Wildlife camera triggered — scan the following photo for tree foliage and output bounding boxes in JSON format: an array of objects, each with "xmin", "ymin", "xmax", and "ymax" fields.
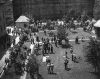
[
  {"xmin": 27, "ymin": 54, "xmax": 39, "ymax": 67},
  {"xmin": 83, "ymin": 37, "xmax": 100, "ymax": 72},
  {"xmin": 27, "ymin": 53, "xmax": 40, "ymax": 76}
]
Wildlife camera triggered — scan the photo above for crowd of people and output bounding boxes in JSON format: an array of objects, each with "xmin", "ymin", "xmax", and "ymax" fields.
[
  {"xmin": 2, "ymin": 24, "xmax": 40, "ymax": 78},
  {"xmin": 2, "ymin": 13, "xmax": 97, "ymax": 79},
  {"xmin": 3, "ymin": 32, "xmax": 29, "ymax": 76}
]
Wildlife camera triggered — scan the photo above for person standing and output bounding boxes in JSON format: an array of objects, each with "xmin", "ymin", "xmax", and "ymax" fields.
[
  {"xmin": 71, "ymin": 53, "xmax": 74, "ymax": 61},
  {"xmin": 43, "ymin": 44, "xmax": 46, "ymax": 54},
  {"xmin": 54, "ymin": 35, "xmax": 56, "ymax": 42},
  {"xmin": 42, "ymin": 49, "xmax": 45, "ymax": 56},
  {"xmin": 65, "ymin": 50, "xmax": 68, "ymax": 58},
  {"xmin": 51, "ymin": 37, "xmax": 53, "ymax": 43},
  {"xmin": 75, "ymin": 36, "xmax": 79, "ymax": 44},
  {"xmin": 31, "ymin": 38, "xmax": 34, "ymax": 44},
  {"xmin": 46, "ymin": 57, "xmax": 51, "ymax": 65},
  {"xmin": 41, "ymin": 37, "xmax": 44, "ymax": 43},
  {"xmin": 12, "ymin": 39, "xmax": 15, "ymax": 46},
  {"xmin": 50, "ymin": 46, "xmax": 53, "ymax": 54},
  {"xmin": 48, "ymin": 45, "xmax": 50, "ymax": 54},
  {"xmin": 81, "ymin": 35, "xmax": 85, "ymax": 42},
  {"xmin": 21, "ymin": 61, "xmax": 25, "ymax": 72},
  {"xmin": 44, "ymin": 30, "xmax": 46, "ymax": 36},
  {"xmin": 55, "ymin": 40, "xmax": 58, "ymax": 47},
  {"xmin": 47, "ymin": 63, "xmax": 50, "ymax": 74},
  {"xmin": 5, "ymin": 58, "xmax": 10, "ymax": 65}
]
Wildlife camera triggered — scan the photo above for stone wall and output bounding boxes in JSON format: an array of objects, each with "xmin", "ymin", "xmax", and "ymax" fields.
[{"xmin": 13, "ymin": 0, "xmax": 95, "ymax": 20}]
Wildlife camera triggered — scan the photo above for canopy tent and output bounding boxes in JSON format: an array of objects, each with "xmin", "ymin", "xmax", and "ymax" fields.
[
  {"xmin": 94, "ymin": 20, "xmax": 100, "ymax": 27},
  {"xmin": 15, "ymin": 15, "xmax": 30, "ymax": 28}
]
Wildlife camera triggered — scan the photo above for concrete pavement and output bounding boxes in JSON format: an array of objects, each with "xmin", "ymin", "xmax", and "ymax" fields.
[
  {"xmin": 38, "ymin": 40, "xmax": 97, "ymax": 79},
  {"xmin": 0, "ymin": 50, "xmax": 10, "ymax": 74},
  {"xmin": 36, "ymin": 28, "xmax": 97, "ymax": 79},
  {"xmin": 1, "ymin": 27, "xmax": 96, "ymax": 79}
]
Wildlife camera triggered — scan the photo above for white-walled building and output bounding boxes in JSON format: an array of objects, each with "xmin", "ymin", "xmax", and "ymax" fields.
[{"xmin": 15, "ymin": 15, "xmax": 30, "ymax": 28}]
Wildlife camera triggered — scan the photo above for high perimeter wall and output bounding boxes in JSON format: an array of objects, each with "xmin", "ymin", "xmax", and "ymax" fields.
[{"xmin": 12, "ymin": 0, "xmax": 95, "ymax": 21}]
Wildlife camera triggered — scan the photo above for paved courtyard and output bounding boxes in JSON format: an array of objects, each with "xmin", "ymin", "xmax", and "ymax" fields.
[
  {"xmin": 0, "ymin": 28, "xmax": 98, "ymax": 79},
  {"xmin": 26, "ymin": 28, "xmax": 98, "ymax": 79}
]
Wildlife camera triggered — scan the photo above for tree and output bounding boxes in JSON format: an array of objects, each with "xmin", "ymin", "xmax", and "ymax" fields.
[
  {"xmin": 83, "ymin": 37, "xmax": 100, "ymax": 73},
  {"xmin": 57, "ymin": 25, "xmax": 66, "ymax": 40},
  {"xmin": 27, "ymin": 54, "xmax": 40, "ymax": 79},
  {"xmin": 81, "ymin": 11, "xmax": 88, "ymax": 22}
]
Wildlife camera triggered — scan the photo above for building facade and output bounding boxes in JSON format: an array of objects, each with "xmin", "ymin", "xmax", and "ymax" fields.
[
  {"xmin": 0, "ymin": 1, "xmax": 11, "ymax": 49},
  {"xmin": 93, "ymin": 0, "xmax": 100, "ymax": 20},
  {"xmin": 0, "ymin": 2, "xmax": 6, "ymax": 37},
  {"xmin": 5, "ymin": 0, "xmax": 14, "ymax": 26},
  {"xmin": 12, "ymin": 0, "xmax": 95, "ymax": 21}
]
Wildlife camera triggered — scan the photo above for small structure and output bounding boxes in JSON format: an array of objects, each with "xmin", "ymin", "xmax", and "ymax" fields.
[
  {"xmin": 94, "ymin": 20, "xmax": 100, "ymax": 39},
  {"xmin": 15, "ymin": 15, "xmax": 30, "ymax": 28}
]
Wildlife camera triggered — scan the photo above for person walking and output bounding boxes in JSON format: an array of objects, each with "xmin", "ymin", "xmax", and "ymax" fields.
[
  {"xmin": 50, "ymin": 63, "xmax": 54, "ymax": 74},
  {"xmin": 47, "ymin": 63, "xmax": 51, "ymax": 74},
  {"xmin": 72, "ymin": 53, "xmax": 77, "ymax": 62},
  {"xmin": 64, "ymin": 58, "xmax": 69, "ymax": 70},
  {"xmin": 70, "ymin": 47, "xmax": 73, "ymax": 54}
]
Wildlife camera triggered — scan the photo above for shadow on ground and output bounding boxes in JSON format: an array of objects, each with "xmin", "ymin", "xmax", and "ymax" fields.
[
  {"xmin": 61, "ymin": 44, "xmax": 72, "ymax": 48},
  {"xmin": 90, "ymin": 71, "xmax": 100, "ymax": 79},
  {"xmin": 38, "ymin": 74, "xmax": 44, "ymax": 79},
  {"xmin": 66, "ymin": 68, "xmax": 71, "ymax": 71},
  {"xmin": 0, "ymin": 49, "xmax": 7, "ymax": 60}
]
